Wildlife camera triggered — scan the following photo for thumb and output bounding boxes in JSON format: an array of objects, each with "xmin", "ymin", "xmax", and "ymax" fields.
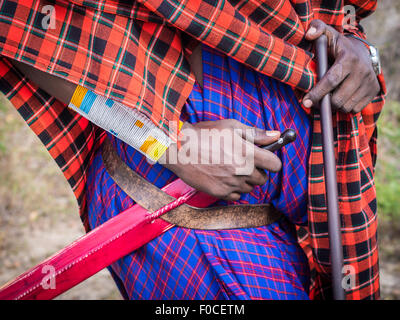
[
  {"xmin": 237, "ymin": 126, "xmax": 281, "ymax": 146},
  {"xmin": 253, "ymin": 128, "xmax": 281, "ymax": 146},
  {"xmin": 305, "ymin": 19, "xmax": 327, "ymax": 41},
  {"xmin": 228, "ymin": 120, "xmax": 281, "ymax": 145}
]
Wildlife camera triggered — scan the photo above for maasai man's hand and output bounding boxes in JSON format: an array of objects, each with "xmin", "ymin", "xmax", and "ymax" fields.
[
  {"xmin": 303, "ymin": 19, "xmax": 380, "ymax": 113},
  {"xmin": 161, "ymin": 120, "xmax": 282, "ymax": 201}
]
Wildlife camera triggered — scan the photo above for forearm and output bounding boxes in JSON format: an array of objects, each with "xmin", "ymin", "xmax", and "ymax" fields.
[
  {"xmin": 9, "ymin": 40, "xmax": 203, "ymax": 162},
  {"xmin": 11, "ymin": 38, "xmax": 204, "ymax": 103},
  {"xmin": 11, "ymin": 60, "xmax": 75, "ymax": 105},
  {"xmin": 12, "ymin": 60, "xmax": 171, "ymax": 162}
]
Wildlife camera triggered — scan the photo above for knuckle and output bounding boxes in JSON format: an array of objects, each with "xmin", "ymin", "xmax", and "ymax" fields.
[
  {"xmin": 223, "ymin": 119, "xmax": 239, "ymax": 128},
  {"xmin": 241, "ymin": 185, "xmax": 253, "ymax": 194},
  {"xmin": 353, "ymin": 106, "xmax": 363, "ymax": 114},
  {"xmin": 210, "ymin": 186, "xmax": 229, "ymax": 199},
  {"xmin": 307, "ymin": 91, "xmax": 317, "ymax": 103},
  {"xmin": 224, "ymin": 177, "xmax": 237, "ymax": 187},
  {"xmin": 332, "ymin": 94, "xmax": 344, "ymax": 108},
  {"xmin": 341, "ymin": 104, "xmax": 352, "ymax": 113},
  {"xmin": 326, "ymin": 72, "xmax": 340, "ymax": 87},
  {"xmin": 345, "ymin": 96, "xmax": 358, "ymax": 110},
  {"xmin": 227, "ymin": 119, "xmax": 238, "ymax": 128}
]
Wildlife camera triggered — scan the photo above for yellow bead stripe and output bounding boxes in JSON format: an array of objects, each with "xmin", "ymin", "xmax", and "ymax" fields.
[
  {"xmin": 70, "ymin": 85, "xmax": 88, "ymax": 108},
  {"xmin": 68, "ymin": 85, "xmax": 170, "ymax": 162},
  {"xmin": 139, "ymin": 135, "xmax": 168, "ymax": 161}
]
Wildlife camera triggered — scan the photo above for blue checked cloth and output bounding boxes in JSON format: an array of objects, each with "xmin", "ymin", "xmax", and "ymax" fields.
[{"xmin": 86, "ymin": 44, "xmax": 311, "ymax": 300}]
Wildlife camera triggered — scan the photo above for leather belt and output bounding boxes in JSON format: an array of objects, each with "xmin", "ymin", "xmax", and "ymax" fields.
[{"xmin": 102, "ymin": 138, "xmax": 283, "ymax": 230}]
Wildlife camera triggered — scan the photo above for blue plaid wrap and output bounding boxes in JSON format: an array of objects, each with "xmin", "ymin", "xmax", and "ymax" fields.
[{"xmin": 86, "ymin": 45, "xmax": 311, "ymax": 300}]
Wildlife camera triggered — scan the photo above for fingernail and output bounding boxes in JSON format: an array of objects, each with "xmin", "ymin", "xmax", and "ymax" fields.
[
  {"xmin": 303, "ymin": 99, "xmax": 313, "ymax": 108},
  {"xmin": 307, "ymin": 27, "xmax": 317, "ymax": 36},
  {"xmin": 266, "ymin": 130, "xmax": 280, "ymax": 137}
]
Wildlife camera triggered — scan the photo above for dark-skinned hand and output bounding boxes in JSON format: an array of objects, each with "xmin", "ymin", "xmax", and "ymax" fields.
[
  {"xmin": 303, "ymin": 19, "xmax": 381, "ymax": 113},
  {"xmin": 160, "ymin": 120, "xmax": 282, "ymax": 201}
]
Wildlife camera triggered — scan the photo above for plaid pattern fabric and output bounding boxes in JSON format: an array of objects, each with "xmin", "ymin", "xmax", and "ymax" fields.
[
  {"xmin": 86, "ymin": 44, "xmax": 311, "ymax": 299},
  {"xmin": 0, "ymin": 0, "xmax": 384, "ymax": 136},
  {"xmin": 0, "ymin": 0, "xmax": 386, "ymax": 300}
]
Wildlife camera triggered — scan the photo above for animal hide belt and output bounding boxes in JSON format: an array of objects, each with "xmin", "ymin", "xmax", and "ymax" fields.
[{"xmin": 102, "ymin": 137, "xmax": 283, "ymax": 230}]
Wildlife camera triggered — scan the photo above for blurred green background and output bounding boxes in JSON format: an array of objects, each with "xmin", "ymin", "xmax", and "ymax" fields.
[{"xmin": 0, "ymin": 0, "xmax": 399, "ymax": 299}]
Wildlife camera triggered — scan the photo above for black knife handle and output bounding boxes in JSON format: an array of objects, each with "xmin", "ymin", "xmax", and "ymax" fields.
[{"xmin": 263, "ymin": 129, "xmax": 297, "ymax": 152}]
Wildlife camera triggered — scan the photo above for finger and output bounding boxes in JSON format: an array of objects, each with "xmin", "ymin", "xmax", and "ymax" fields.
[
  {"xmin": 339, "ymin": 85, "xmax": 368, "ymax": 113},
  {"xmin": 306, "ymin": 20, "xmax": 340, "ymax": 49},
  {"xmin": 253, "ymin": 129, "xmax": 281, "ymax": 146},
  {"xmin": 253, "ymin": 146, "xmax": 282, "ymax": 173},
  {"xmin": 224, "ymin": 192, "xmax": 241, "ymax": 202},
  {"xmin": 345, "ymin": 74, "xmax": 380, "ymax": 113},
  {"xmin": 331, "ymin": 74, "xmax": 363, "ymax": 110},
  {"xmin": 302, "ymin": 57, "xmax": 349, "ymax": 109},
  {"xmin": 351, "ymin": 95, "xmax": 376, "ymax": 114},
  {"xmin": 237, "ymin": 126, "xmax": 281, "ymax": 146},
  {"xmin": 349, "ymin": 75, "xmax": 380, "ymax": 114},
  {"xmin": 305, "ymin": 19, "xmax": 327, "ymax": 41},
  {"xmin": 227, "ymin": 119, "xmax": 282, "ymax": 146},
  {"xmin": 245, "ymin": 168, "xmax": 268, "ymax": 186},
  {"xmin": 236, "ymin": 182, "xmax": 254, "ymax": 194}
]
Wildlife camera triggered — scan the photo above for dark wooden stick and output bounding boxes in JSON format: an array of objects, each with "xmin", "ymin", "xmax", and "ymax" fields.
[
  {"xmin": 262, "ymin": 129, "xmax": 296, "ymax": 152},
  {"xmin": 315, "ymin": 35, "xmax": 346, "ymax": 300}
]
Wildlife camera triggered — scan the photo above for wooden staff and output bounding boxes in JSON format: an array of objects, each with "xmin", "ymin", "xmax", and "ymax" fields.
[{"xmin": 315, "ymin": 35, "xmax": 346, "ymax": 300}]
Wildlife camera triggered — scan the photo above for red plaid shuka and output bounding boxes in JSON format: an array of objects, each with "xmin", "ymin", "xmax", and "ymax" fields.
[{"xmin": 0, "ymin": 0, "xmax": 386, "ymax": 299}]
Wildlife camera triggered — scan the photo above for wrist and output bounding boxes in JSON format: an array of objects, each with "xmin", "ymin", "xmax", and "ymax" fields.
[
  {"xmin": 345, "ymin": 34, "xmax": 382, "ymax": 76},
  {"xmin": 158, "ymin": 141, "xmax": 177, "ymax": 166},
  {"xmin": 158, "ymin": 121, "xmax": 192, "ymax": 169}
]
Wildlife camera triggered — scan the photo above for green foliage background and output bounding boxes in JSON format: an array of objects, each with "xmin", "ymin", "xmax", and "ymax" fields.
[
  {"xmin": 363, "ymin": 1, "xmax": 400, "ymax": 223},
  {"xmin": 375, "ymin": 101, "xmax": 400, "ymax": 221}
]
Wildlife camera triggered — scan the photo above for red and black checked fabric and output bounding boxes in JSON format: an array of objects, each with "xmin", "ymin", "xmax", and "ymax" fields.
[
  {"xmin": 0, "ymin": 0, "xmax": 384, "ymax": 135},
  {"xmin": 0, "ymin": 0, "xmax": 386, "ymax": 300}
]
